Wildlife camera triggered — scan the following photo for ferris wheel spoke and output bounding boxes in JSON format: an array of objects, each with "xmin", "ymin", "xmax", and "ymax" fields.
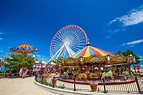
[
  {"xmin": 66, "ymin": 45, "xmax": 75, "ymax": 56},
  {"xmin": 49, "ymin": 44, "xmax": 64, "ymax": 62},
  {"xmin": 57, "ymin": 32, "xmax": 64, "ymax": 42},
  {"xmin": 50, "ymin": 25, "xmax": 88, "ymax": 61},
  {"xmin": 65, "ymin": 45, "xmax": 74, "ymax": 57},
  {"xmin": 56, "ymin": 44, "xmax": 66, "ymax": 59}
]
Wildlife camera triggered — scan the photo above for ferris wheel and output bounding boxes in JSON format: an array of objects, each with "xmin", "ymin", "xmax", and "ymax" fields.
[{"xmin": 49, "ymin": 25, "xmax": 88, "ymax": 62}]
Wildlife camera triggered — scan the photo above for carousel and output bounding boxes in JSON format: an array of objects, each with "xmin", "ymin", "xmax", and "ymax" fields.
[{"xmin": 57, "ymin": 43, "xmax": 136, "ymax": 84}]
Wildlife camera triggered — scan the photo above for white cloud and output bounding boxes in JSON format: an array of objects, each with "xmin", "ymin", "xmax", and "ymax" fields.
[
  {"xmin": 112, "ymin": 29, "xmax": 120, "ymax": 33},
  {"xmin": 109, "ymin": 5, "xmax": 143, "ymax": 26},
  {"xmin": 0, "ymin": 38, "xmax": 3, "ymax": 40},
  {"xmin": 122, "ymin": 39, "xmax": 143, "ymax": 46}
]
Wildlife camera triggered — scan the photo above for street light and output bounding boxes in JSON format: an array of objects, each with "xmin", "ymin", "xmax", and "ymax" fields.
[{"xmin": 72, "ymin": 67, "xmax": 76, "ymax": 91}]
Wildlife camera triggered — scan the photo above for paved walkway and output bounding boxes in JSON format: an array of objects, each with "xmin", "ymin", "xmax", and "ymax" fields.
[
  {"xmin": 0, "ymin": 77, "xmax": 58, "ymax": 95},
  {"xmin": 0, "ymin": 76, "xmax": 143, "ymax": 95}
]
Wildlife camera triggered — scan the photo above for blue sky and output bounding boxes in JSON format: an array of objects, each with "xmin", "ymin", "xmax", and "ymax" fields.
[{"xmin": 0, "ymin": 0, "xmax": 143, "ymax": 64}]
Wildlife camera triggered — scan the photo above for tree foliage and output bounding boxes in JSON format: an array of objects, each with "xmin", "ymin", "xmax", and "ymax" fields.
[
  {"xmin": 116, "ymin": 50, "xmax": 140, "ymax": 64},
  {"xmin": 0, "ymin": 59, "xmax": 4, "ymax": 65},
  {"xmin": 6, "ymin": 53, "xmax": 35, "ymax": 72},
  {"xmin": 49, "ymin": 56, "xmax": 64, "ymax": 64}
]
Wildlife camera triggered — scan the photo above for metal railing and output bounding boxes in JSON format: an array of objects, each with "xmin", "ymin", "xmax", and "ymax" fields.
[{"xmin": 35, "ymin": 74, "xmax": 143, "ymax": 93}]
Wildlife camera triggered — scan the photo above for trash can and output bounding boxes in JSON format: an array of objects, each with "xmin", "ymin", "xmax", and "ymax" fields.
[{"xmin": 90, "ymin": 83, "xmax": 97, "ymax": 91}]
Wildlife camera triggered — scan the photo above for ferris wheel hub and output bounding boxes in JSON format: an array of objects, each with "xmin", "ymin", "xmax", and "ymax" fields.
[{"xmin": 49, "ymin": 25, "xmax": 88, "ymax": 62}]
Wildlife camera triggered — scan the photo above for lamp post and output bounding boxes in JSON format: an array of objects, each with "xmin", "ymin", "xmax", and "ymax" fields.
[
  {"xmin": 74, "ymin": 75, "xmax": 76, "ymax": 91},
  {"xmin": 102, "ymin": 77, "xmax": 107, "ymax": 93},
  {"xmin": 40, "ymin": 58, "xmax": 44, "ymax": 84},
  {"xmin": 129, "ymin": 54, "xmax": 141, "ymax": 94},
  {"xmin": 73, "ymin": 67, "xmax": 76, "ymax": 91},
  {"xmin": 53, "ymin": 76, "xmax": 55, "ymax": 88}
]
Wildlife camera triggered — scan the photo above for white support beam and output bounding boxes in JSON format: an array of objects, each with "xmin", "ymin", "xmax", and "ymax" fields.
[{"xmin": 48, "ymin": 44, "xmax": 64, "ymax": 62}]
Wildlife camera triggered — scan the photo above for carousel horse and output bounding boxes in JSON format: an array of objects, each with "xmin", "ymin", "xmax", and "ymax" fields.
[
  {"xmin": 89, "ymin": 71, "xmax": 98, "ymax": 78},
  {"xmin": 112, "ymin": 68, "xmax": 118, "ymax": 77},
  {"xmin": 76, "ymin": 73, "xmax": 87, "ymax": 80},
  {"xmin": 63, "ymin": 71, "xmax": 69, "ymax": 79},
  {"xmin": 101, "ymin": 70, "xmax": 114, "ymax": 79},
  {"xmin": 85, "ymin": 71, "xmax": 91, "ymax": 79},
  {"xmin": 71, "ymin": 70, "xmax": 78, "ymax": 79},
  {"xmin": 122, "ymin": 69, "xmax": 130, "ymax": 80}
]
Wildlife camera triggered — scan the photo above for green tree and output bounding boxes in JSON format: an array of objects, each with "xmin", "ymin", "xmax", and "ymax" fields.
[
  {"xmin": 0, "ymin": 59, "xmax": 4, "ymax": 65},
  {"xmin": 116, "ymin": 50, "xmax": 140, "ymax": 64},
  {"xmin": 57, "ymin": 56, "xmax": 64, "ymax": 60},
  {"xmin": 6, "ymin": 53, "xmax": 35, "ymax": 74}
]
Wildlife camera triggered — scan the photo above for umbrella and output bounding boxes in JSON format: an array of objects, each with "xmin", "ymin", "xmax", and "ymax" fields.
[
  {"xmin": 48, "ymin": 62, "xmax": 56, "ymax": 66},
  {"xmin": 34, "ymin": 60, "xmax": 47, "ymax": 68},
  {"xmin": 35, "ymin": 61, "xmax": 47, "ymax": 64}
]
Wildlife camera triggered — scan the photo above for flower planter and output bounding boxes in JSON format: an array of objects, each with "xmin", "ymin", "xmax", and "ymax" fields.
[{"xmin": 90, "ymin": 83, "xmax": 97, "ymax": 91}]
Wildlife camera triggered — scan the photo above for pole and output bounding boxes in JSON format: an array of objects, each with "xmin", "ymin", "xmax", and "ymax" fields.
[
  {"xmin": 41, "ymin": 74, "xmax": 43, "ymax": 84},
  {"xmin": 103, "ymin": 78, "xmax": 107, "ymax": 93},
  {"xmin": 35, "ymin": 73, "xmax": 37, "ymax": 82},
  {"xmin": 134, "ymin": 63, "xmax": 142, "ymax": 94},
  {"xmin": 53, "ymin": 76, "xmax": 55, "ymax": 88},
  {"xmin": 41, "ymin": 63, "xmax": 42, "ymax": 74},
  {"xmin": 135, "ymin": 76, "xmax": 141, "ymax": 94},
  {"xmin": 131, "ymin": 55, "xmax": 142, "ymax": 94},
  {"xmin": 74, "ymin": 75, "xmax": 76, "ymax": 91}
]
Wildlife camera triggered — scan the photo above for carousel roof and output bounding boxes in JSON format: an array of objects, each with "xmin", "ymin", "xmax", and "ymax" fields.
[{"xmin": 72, "ymin": 44, "xmax": 114, "ymax": 58}]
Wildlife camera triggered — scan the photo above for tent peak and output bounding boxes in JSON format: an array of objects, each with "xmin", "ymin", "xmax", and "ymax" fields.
[{"xmin": 86, "ymin": 41, "xmax": 91, "ymax": 46}]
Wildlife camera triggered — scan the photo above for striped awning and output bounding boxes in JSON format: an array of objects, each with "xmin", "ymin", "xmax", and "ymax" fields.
[
  {"xmin": 35, "ymin": 61, "xmax": 47, "ymax": 64},
  {"xmin": 72, "ymin": 45, "xmax": 114, "ymax": 58}
]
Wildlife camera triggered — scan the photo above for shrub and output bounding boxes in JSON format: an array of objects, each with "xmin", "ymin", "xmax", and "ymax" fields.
[{"xmin": 58, "ymin": 84, "xmax": 65, "ymax": 89}]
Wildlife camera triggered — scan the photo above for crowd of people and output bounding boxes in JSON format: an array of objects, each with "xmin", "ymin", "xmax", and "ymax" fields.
[{"xmin": 18, "ymin": 67, "xmax": 56, "ymax": 79}]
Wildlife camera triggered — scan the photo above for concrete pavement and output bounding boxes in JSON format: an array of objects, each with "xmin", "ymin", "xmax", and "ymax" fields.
[
  {"xmin": 0, "ymin": 77, "xmax": 58, "ymax": 95},
  {"xmin": 0, "ymin": 76, "xmax": 142, "ymax": 95}
]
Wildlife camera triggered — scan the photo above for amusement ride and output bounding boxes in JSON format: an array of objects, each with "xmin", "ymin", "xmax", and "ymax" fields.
[
  {"xmin": 49, "ymin": 25, "xmax": 88, "ymax": 62},
  {"xmin": 47, "ymin": 25, "xmax": 138, "ymax": 88},
  {"xmin": 10, "ymin": 43, "xmax": 38, "ymax": 56}
]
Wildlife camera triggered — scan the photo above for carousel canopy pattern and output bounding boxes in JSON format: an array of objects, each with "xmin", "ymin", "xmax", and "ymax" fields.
[
  {"xmin": 18, "ymin": 44, "xmax": 32, "ymax": 49},
  {"xmin": 72, "ymin": 45, "xmax": 114, "ymax": 58},
  {"xmin": 10, "ymin": 43, "xmax": 38, "ymax": 55}
]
